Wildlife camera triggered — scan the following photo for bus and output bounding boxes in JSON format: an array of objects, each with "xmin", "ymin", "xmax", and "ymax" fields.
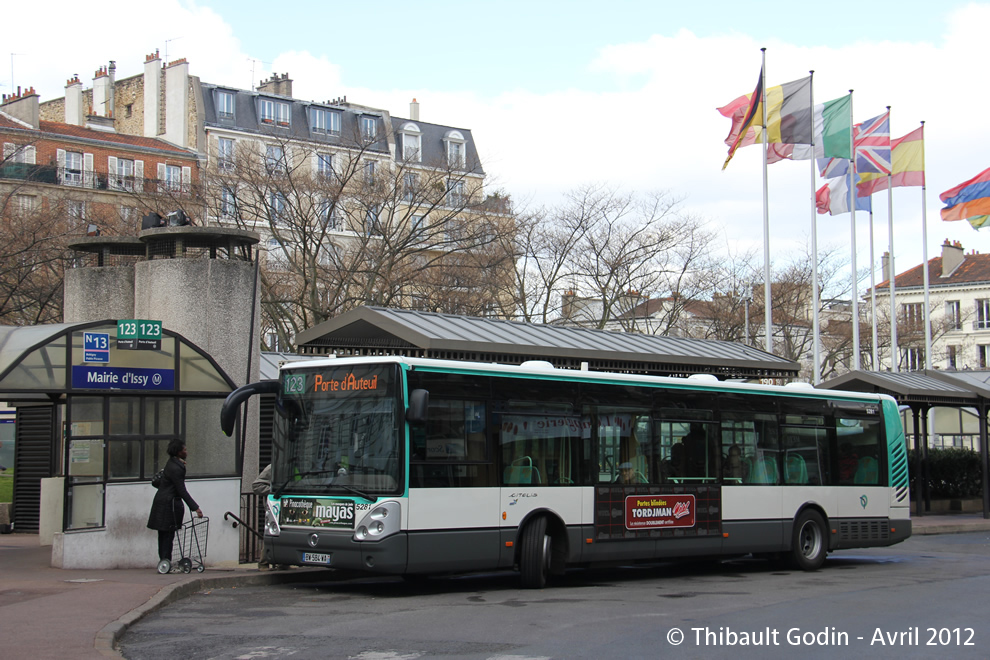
[{"xmin": 221, "ymin": 356, "xmax": 911, "ymax": 588}]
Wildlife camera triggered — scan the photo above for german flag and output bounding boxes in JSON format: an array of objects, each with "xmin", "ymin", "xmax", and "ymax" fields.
[{"xmin": 722, "ymin": 67, "xmax": 763, "ymax": 170}]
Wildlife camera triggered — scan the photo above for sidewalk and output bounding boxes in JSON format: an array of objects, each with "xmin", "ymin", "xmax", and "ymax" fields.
[
  {"xmin": 1, "ymin": 514, "xmax": 989, "ymax": 659},
  {"xmin": 0, "ymin": 533, "xmax": 322, "ymax": 659}
]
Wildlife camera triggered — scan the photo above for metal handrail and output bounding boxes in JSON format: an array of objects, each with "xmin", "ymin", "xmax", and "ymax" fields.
[{"xmin": 224, "ymin": 510, "xmax": 263, "ymax": 540}]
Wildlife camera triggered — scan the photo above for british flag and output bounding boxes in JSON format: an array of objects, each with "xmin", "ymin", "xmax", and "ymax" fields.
[{"xmin": 854, "ymin": 112, "xmax": 891, "ymax": 175}]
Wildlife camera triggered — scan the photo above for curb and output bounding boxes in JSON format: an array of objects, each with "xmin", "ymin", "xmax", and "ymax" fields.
[
  {"xmin": 911, "ymin": 523, "xmax": 990, "ymax": 536},
  {"xmin": 95, "ymin": 568, "xmax": 331, "ymax": 658}
]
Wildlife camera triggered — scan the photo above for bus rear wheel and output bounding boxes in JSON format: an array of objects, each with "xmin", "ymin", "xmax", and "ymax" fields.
[
  {"xmin": 520, "ymin": 516, "xmax": 551, "ymax": 589},
  {"xmin": 790, "ymin": 510, "xmax": 827, "ymax": 571}
]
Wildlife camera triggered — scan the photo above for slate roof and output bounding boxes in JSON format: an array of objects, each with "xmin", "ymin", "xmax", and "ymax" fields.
[
  {"xmin": 875, "ymin": 252, "xmax": 990, "ymax": 291},
  {"xmin": 199, "ymin": 82, "xmax": 390, "ymax": 156},
  {"xmin": 198, "ymin": 82, "xmax": 483, "ymax": 174},
  {"xmin": 390, "ymin": 116, "xmax": 484, "ymax": 175},
  {"xmin": 0, "ymin": 114, "xmax": 196, "ymax": 157}
]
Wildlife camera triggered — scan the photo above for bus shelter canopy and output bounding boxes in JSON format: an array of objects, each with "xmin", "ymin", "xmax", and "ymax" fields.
[{"xmin": 295, "ymin": 306, "xmax": 800, "ymax": 380}]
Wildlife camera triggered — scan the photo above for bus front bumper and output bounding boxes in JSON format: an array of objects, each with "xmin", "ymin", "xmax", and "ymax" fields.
[{"xmin": 271, "ymin": 528, "xmax": 408, "ymax": 574}]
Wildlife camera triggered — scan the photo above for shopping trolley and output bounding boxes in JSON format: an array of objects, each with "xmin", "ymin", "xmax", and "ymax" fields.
[{"xmin": 157, "ymin": 516, "xmax": 209, "ymax": 574}]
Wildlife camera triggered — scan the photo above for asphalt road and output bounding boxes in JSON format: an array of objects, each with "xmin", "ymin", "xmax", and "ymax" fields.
[{"xmin": 120, "ymin": 531, "xmax": 990, "ymax": 660}]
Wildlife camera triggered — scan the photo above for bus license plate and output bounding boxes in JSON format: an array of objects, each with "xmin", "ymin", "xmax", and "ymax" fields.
[{"xmin": 302, "ymin": 552, "xmax": 332, "ymax": 565}]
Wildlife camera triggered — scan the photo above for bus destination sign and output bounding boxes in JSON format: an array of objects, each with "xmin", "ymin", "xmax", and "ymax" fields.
[{"xmin": 117, "ymin": 319, "xmax": 162, "ymax": 350}]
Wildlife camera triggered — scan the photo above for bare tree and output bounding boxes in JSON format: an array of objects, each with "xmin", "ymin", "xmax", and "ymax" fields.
[
  {"xmin": 201, "ymin": 128, "xmax": 514, "ymax": 348},
  {"xmin": 508, "ymin": 184, "xmax": 716, "ymax": 329},
  {"xmin": 0, "ymin": 145, "xmax": 81, "ymax": 324}
]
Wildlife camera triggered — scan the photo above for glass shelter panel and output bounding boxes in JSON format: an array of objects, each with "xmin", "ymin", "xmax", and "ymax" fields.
[
  {"xmin": 181, "ymin": 398, "xmax": 238, "ymax": 477},
  {"xmin": 179, "ymin": 343, "xmax": 231, "ymax": 392}
]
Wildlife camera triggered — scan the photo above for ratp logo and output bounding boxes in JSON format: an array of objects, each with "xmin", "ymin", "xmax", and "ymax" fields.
[{"xmin": 860, "ymin": 495, "xmax": 868, "ymax": 509}]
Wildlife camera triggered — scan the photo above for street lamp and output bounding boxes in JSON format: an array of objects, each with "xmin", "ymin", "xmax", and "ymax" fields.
[{"xmin": 741, "ymin": 282, "xmax": 753, "ymax": 346}]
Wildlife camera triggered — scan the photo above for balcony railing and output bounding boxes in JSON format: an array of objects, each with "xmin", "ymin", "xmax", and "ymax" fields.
[{"xmin": 1, "ymin": 165, "xmax": 187, "ymax": 195}]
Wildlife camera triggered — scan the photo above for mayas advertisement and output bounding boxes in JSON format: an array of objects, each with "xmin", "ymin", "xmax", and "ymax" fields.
[
  {"xmin": 625, "ymin": 494, "xmax": 696, "ymax": 530},
  {"xmin": 280, "ymin": 497, "xmax": 355, "ymax": 529}
]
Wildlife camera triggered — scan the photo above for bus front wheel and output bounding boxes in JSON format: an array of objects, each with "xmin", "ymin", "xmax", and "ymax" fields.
[
  {"xmin": 790, "ymin": 510, "xmax": 827, "ymax": 571},
  {"xmin": 519, "ymin": 516, "xmax": 551, "ymax": 589}
]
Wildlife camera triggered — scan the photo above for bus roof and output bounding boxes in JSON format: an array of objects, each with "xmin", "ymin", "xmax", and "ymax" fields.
[{"xmin": 279, "ymin": 355, "xmax": 891, "ymax": 405}]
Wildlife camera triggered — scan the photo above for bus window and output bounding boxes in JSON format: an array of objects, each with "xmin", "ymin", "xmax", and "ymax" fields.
[
  {"xmin": 720, "ymin": 411, "xmax": 779, "ymax": 485},
  {"xmin": 654, "ymin": 407, "xmax": 717, "ymax": 484},
  {"xmin": 418, "ymin": 399, "xmax": 487, "ymax": 462},
  {"xmin": 409, "ymin": 398, "xmax": 494, "ymax": 488},
  {"xmin": 779, "ymin": 422, "xmax": 829, "ymax": 485},
  {"xmin": 496, "ymin": 403, "xmax": 582, "ymax": 487},
  {"xmin": 589, "ymin": 407, "xmax": 652, "ymax": 484},
  {"xmin": 836, "ymin": 417, "xmax": 882, "ymax": 485}
]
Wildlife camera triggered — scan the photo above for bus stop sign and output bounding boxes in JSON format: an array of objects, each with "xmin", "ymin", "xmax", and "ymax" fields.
[{"xmin": 117, "ymin": 319, "xmax": 162, "ymax": 350}]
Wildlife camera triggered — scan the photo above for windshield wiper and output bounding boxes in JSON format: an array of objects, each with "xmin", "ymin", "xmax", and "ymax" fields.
[
  {"xmin": 272, "ymin": 469, "xmax": 338, "ymax": 498},
  {"xmin": 333, "ymin": 483, "xmax": 376, "ymax": 503}
]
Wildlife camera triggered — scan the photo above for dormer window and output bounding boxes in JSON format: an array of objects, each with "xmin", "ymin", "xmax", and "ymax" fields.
[
  {"xmin": 361, "ymin": 116, "xmax": 377, "ymax": 141},
  {"xmin": 311, "ymin": 107, "xmax": 341, "ymax": 135},
  {"xmin": 400, "ymin": 122, "xmax": 422, "ymax": 162},
  {"xmin": 444, "ymin": 130, "xmax": 466, "ymax": 168},
  {"xmin": 217, "ymin": 91, "xmax": 235, "ymax": 120},
  {"xmin": 260, "ymin": 99, "xmax": 290, "ymax": 127}
]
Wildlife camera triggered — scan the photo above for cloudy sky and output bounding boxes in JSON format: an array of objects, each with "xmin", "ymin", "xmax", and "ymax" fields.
[{"xmin": 6, "ymin": 0, "xmax": 989, "ymax": 290}]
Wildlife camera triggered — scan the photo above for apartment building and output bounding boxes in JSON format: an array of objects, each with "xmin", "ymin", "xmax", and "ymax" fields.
[
  {"xmin": 33, "ymin": 54, "xmax": 510, "ymax": 346},
  {"xmin": 873, "ymin": 240, "xmax": 990, "ymax": 371}
]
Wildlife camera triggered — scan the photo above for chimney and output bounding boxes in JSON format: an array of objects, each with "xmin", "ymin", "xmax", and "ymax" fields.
[
  {"xmin": 410, "ymin": 98, "xmax": 420, "ymax": 121},
  {"xmin": 1, "ymin": 86, "xmax": 40, "ymax": 129},
  {"xmin": 92, "ymin": 65, "xmax": 110, "ymax": 117},
  {"xmin": 881, "ymin": 251, "xmax": 891, "ymax": 284},
  {"xmin": 65, "ymin": 75, "xmax": 84, "ymax": 125},
  {"xmin": 941, "ymin": 239, "xmax": 964, "ymax": 277},
  {"xmin": 108, "ymin": 60, "xmax": 116, "ymax": 119},
  {"xmin": 164, "ymin": 58, "xmax": 190, "ymax": 147},
  {"xmin": 144, "ymin": 50, "xmax": 161, "ymax": 137},
  {"xmin": 257, "ymin": 73, "xmax": 292, "ymax": 97}
]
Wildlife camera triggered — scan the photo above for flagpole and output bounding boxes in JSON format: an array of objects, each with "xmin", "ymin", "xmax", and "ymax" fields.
[
  {"xmin": 870, "ymin": 210, "xmax": 879, "ymax": 370},
  {"xmin": 848, "ymin": 90, "xmax": 861, "ymax": 371},
  {"xmin": 921, "ymin": 120, "xmax": 932, "ymax": 370},
  {"xmin": 760, "ymin": 48, "xmax": 772, "ymax": 355},
  {"xmin": 887, "ymin": 170, "xmax": 898, "ymax": 372},
  {"xmin": 884, "ymin": 105, "xmax": 898, "ymax": 372},
  {"xmin": 809, "ymin": 70, "xmax": 821, "ymax": 384}
]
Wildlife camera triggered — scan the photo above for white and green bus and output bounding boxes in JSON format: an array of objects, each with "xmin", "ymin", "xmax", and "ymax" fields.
[{"xmin": 221, "ymin": 356, "xmax": 911, "ymax": 588}]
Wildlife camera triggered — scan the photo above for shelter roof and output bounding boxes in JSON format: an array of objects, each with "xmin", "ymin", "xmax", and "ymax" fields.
[{"xmin": 295, "ymin": 306, "xmax": 799, "ymax": 379}]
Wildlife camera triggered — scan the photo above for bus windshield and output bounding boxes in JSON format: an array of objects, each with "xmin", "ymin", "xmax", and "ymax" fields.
[{"xmin": 272, "ymin": 363, "xmax": 402, "ymax": 498}]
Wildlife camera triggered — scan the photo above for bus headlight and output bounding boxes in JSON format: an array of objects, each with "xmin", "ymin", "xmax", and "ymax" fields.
[
  {"xmin": 265, "ymin": 498, "xmax": 281, "ymax": 537},
  {"xmin": 353, "ymin": 500, "xmax": 400, "ymax": 542}
]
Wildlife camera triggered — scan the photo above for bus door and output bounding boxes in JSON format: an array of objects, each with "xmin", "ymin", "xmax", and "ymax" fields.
[
  {"xmin": 406, "ymin": 398, "xmax": 502, "ymax": 573},
  {"xmin": 497, "ymin": 410, "xmax": 584, "ymax": 565},
  {"xmin": 720, "ymin": 411, "xmax": 784, "ymax": 552}
]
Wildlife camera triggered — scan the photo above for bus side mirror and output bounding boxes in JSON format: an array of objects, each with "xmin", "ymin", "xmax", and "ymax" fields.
[
  {"xmin": 406, "ymin": 389, "xmax": 429, "ymax": 424},
  {"xmin": 220, "ymin": 380, "xmax": 280, "ymax": 436}
]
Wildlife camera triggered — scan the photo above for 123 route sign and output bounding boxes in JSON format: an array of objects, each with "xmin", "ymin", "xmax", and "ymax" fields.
[{"xmin": 117, "ymin": 320, "xmax": 162, "ymax": 350}]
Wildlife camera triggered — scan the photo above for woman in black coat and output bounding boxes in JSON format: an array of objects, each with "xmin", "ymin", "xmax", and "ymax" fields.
[{"xmin": 147, "ymin": 439, "xmax": 203, "ymax": 569}]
